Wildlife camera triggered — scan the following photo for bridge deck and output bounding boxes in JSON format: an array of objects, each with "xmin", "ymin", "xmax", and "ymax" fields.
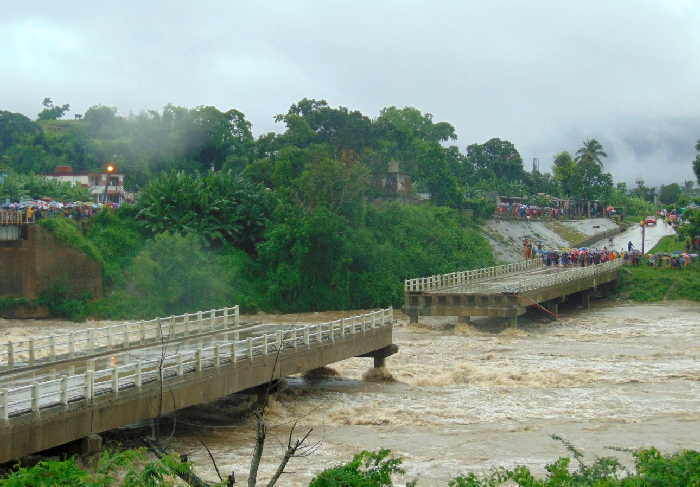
[
  {"xmin": 0, "ymin": 308, "xmax": 395, "ymax": 463},
  {"xmin": 427, "ymin": 265, "xmax": 574, "ymax": 295},
  {"xmin": 405, "ymin": 260, "xmax": 623, "ymax": 321}
]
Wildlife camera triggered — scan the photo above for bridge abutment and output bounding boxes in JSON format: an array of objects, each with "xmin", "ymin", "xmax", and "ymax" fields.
[{"xmin": 80, "ymin": 433, "xmax": 103, "ymax": 456}]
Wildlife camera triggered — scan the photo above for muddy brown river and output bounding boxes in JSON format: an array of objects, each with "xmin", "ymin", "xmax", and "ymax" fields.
[
  {"xmin": 170, "ymin": 302, "xmax": 700, "ymax": 485},
  {"xmin": 2, "ymin": 301, "xmax": 698, "ymax": 485}
]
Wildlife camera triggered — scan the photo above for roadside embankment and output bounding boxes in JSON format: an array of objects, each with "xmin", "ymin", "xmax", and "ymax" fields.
[
  {"xmin": 483, "ymin": 218, "xmax": 621, "ymax": 262},
  {"xmin": 617, "ymin": 263, "xmax": 700, "ymax": 302}
]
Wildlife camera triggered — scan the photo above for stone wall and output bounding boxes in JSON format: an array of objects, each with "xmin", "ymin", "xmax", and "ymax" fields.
[{"xmin": 0, "ymin": 225, "xmax": 102, "ymax": 311}]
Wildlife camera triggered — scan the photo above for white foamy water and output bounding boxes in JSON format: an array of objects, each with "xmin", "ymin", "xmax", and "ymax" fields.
[
  {"xmin": 2, "ymin": 303, "xmax": 698, "ymax": 485},
  {"xmin": 164, "ymin": 302, "xmax": 700, "ymax": 485}
]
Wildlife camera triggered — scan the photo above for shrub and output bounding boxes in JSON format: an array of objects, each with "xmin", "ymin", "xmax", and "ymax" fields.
[
  {"xmin": 37, "ymin": 284, "xmax": 91, "ymax": 322},
  {"xmin": 309, "ymin": 449, "xmax": 406, "ymax": 487},
  {"xmin": 85, "ymin": 207, "xmax": 147, "ymax": 286},
  {"xmin": 119, "ymin": 232, "xmax": 232, "ymax": 317},
  {"xmin": 256, "ymin": 202, "xmax": 494, "ymax": 312},
  {"xmin": 0, "ymin": 448, "xmax": 189, "ymax": 487},
  {"xmin": 136, "ymin": 170, "xmax": 275, "ymax": 253},
  {"xmin": 38, "ymin": 217, "xmax": 104, "ymax": 265},
  {"xmin": 617, "ymin": 263, "xmax": 700, "ymax": 302}
]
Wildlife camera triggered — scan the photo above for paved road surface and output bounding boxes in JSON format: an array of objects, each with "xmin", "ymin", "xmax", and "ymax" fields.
[{"xmin": 594, "ymin": 220, "xmax": 675, "ymax": 252}]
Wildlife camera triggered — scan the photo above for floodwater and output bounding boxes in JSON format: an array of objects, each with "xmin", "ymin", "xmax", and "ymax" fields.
[{"xmin": 162, "ymin": 302, "xmax": 700, "ymax": 485}]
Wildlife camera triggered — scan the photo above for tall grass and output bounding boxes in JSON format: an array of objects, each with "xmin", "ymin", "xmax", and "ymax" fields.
[{"xmin": 617, "ymin": 263, "xmax": 700, "ymax": 302}]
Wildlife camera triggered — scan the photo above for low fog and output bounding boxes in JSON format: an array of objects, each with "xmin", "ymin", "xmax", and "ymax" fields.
[{"xmin": 2, "ymin": 0, "xmax": 699, "ymax": 185}]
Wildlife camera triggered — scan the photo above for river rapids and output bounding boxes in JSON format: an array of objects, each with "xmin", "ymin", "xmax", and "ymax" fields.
[{"xmin": 163, "ymin": 302, "xmax": 700, "ymax": 485}]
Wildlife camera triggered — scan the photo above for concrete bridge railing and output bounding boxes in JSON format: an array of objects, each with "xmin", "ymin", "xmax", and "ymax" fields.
[
  {"xmin": 0, "ymin": 308, "xmax": 393, "ymax": 422},
  {"xmin": 0, "ymin": 210, "xmax": 34, "ymax": 225},
  {"xmin": 503, "ymin": 259, "xmax": 624, "ymax": 294},
  {"xmin": 0, "ymin": 306, "xmax": 240, "ymax": 369},
  {"xmin": 404, "ymin": 258, "xmax": 543, "ymax": 292}
]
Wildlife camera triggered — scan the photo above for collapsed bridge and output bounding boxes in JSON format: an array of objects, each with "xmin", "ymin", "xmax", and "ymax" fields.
[{"xmin": 404, "ymin": 259, "xmax": 623, "ymax": 326}]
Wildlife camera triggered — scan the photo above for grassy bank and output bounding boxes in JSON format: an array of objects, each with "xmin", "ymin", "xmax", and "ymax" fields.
[
  {"xmin": 545, "ymin": 221, "xmax": 587, "ymax": 246},
  {"xmin": 649, "ymin": 235, "xmax": 686, "ymax": 253},
  {"xmin": 617, "ymin": 263, "xmax": 700, "ymax": 302}
]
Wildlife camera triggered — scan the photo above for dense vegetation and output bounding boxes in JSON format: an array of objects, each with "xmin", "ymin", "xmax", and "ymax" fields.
[
  {"xmin": 2, "ymin": 99, "xmax": 698, "ymax": 319},
  {"xmin": 617, "ymin": 263, "xmax": 700, "ymax": 302},
  {"xmin": 0, "ymin": 172, "xmax": 91, "ymax": 202},
  {"xmin": 2, "ymin": 445, "xmax": 698, "ymax": 486}
]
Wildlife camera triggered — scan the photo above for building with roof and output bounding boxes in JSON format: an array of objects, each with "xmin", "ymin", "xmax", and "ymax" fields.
[{"xmin": 45, "ymin": 164, "xmax": 130, "ymax": 203}]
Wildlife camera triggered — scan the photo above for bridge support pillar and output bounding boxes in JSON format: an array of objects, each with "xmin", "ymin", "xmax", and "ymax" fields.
[
  {"xmin": 510, "ymin": 316, "xmax": 518, "ymax": 328},
  {"xmin": 81, "ymin": 433, "xmax": 103, "ymax": 456},
  {"xmin": 407, "ymin": 309, "xmax": 419, "ymax": 324},
  {"xmin": 582, "ymin": 292, "xmax": 591, "ymax": 311},
  {"xmin": 357, "ymin": 344, "xmax": 399, "ymax": 370}
]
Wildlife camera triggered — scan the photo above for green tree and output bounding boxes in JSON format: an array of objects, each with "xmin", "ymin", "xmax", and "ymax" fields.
[
  {"xmin": 83, "ymin": 105, "xmax": 119, "ymax": 137},
  {"xmin": 309, "ymin": 449, "xmax": 405, "ymax": 487},
  {"xmin": 122, "ymin": 232, "xmax": 232, "ymax": 317},
  {"xmin": 552, "ymin": 151, "xmax": 576, "ymax": 195},
  {"xmin": 136, "ymin": 170, "xmax": 275, "ymax": 253},
  {"xmin": 693, "ymin": 138, "xmax": 700, "ymax": 184},
  {"xmin": 290, "ymin": 156, "xmax": 371, "ymax": 222},
  {"xmin": 632, "ymin": 178, "xmax": 656, "ymax": 203},
  {"xmin": 37, "ymin": 97, "xmax": 70, "ymax": 120},
  {"xmin": 466, "ymin": 138, "xmax": 526, "ymax": 182},
  {"xmin": 0, "ymin": 111, "xmax": 43, "ymax": 151},
  {"xmin": 275, "ymin": 98, "xmax": 377, "ymax": 155},
  {"xmin": 575, "ymin": 138, "xmax": 607, "ymax": 167},
  {"xmin": 569, "ymin": 160, "xmax": 613, "ymax": 200},
  {"xmin": 659, "ymin": 183, "xmax": 681, "ymax": 205}
]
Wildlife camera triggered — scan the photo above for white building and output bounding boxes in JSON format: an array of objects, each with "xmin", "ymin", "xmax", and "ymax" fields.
[{"xmin": 45, "ymin": 165, "xmax": 130, "ymax": 203}]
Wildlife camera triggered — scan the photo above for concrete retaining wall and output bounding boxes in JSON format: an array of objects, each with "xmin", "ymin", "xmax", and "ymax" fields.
[{"xmin": 0, "ymin": 225, "xmax": 102, "ymax": 312}]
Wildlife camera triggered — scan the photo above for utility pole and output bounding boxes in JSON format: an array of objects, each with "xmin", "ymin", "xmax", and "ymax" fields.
[{"xmin": 640, "ymin": 220, "xmax": 646, "ymax": 254}]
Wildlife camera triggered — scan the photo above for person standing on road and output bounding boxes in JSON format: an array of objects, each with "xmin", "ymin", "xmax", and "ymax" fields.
[{"xmin": 627, "ymin": 241, "xmax": 633, "ymax": 252}]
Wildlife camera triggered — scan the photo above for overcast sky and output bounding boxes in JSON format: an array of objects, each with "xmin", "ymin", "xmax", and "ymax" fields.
[{"xmin": 3, "ymin": 1, "xmax": 699, "ymax": 185}]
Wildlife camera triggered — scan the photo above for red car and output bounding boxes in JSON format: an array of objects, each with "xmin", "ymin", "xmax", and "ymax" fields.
[{"xmin": 645, "ymin": 216, "xmax": 657, "ymax": 226}]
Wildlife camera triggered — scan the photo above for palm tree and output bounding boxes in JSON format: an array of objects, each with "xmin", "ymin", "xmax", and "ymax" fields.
[{"xmin": 575, "ymin": 138, "xmax": 607, "ymax": 167}]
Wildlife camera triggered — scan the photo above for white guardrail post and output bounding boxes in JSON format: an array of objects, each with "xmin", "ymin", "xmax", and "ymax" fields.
[
  {"xmin": 86, "ymin": 370, "xmax": 94, "ymax": 401},
  {"xmin": 1, "ymin": 304, "xmax": 248, "ymax": 368},
  {"xmin": 1, "ymin": 388, "xmax": 8, "ymax": 422},
  {"xmin": 136, "ymin": 361, "xmax": 143, "ymax": 389},
  {"xmin": 2, "ymin": 308, "xmax": 395, "ymax": 419},
  {"xmin": 31, "ymin": 383, "xmax": 40, "ymax": 414},
  {"xmin": 60, "ymin": 377, "xmax": 69, "ymax": 406},
  {"xmin": 7, "ymin": 342, "xmax": 14, "ymax": 368}
]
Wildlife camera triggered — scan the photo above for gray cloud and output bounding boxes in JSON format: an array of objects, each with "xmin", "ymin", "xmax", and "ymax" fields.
[{"xmin": 2, "ymin": 0, "xmax": 699, "ymax": 185}]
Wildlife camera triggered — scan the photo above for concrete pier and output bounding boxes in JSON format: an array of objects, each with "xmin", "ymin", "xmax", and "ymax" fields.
[{"xmin": 405, "ymin": 260, "xmax": 622, "ymax": 326}]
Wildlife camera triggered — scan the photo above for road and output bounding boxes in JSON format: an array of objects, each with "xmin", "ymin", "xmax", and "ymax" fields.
[
  {"xmin": 594, "ymin": 219, "xmax": 676, "ymax": 253},
  {"xmin": 435, "ymin": 264, "xmax": 583, "ymax": 294}
]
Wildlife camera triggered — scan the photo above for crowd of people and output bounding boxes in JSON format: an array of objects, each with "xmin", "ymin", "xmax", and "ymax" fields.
[
  {"xmin": 522, "ymin": 238, "xmax": 623, "ymax": 267},
  {"xmin": 522, "ymin": 238, "xmax": 697, "ymax": 269},
  {"xmin": 496, "ymin": 203, "xmax": 567, "ymax": 220},
  {"xmin": 0, "ymin": 199, "xmax": 120, "ymax": 222}
]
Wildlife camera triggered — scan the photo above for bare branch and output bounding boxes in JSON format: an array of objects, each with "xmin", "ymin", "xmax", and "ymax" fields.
[
  {"xmin": 265, "ymin": 424, "xmax": 316, "ymax": 487},
  {"xmin": 198, "ymin": 437, "xmax": 223, "ymax": 483},
  {"xmin": 248, "ymin": 409, "xmax": 267, "ymax": 487}
]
